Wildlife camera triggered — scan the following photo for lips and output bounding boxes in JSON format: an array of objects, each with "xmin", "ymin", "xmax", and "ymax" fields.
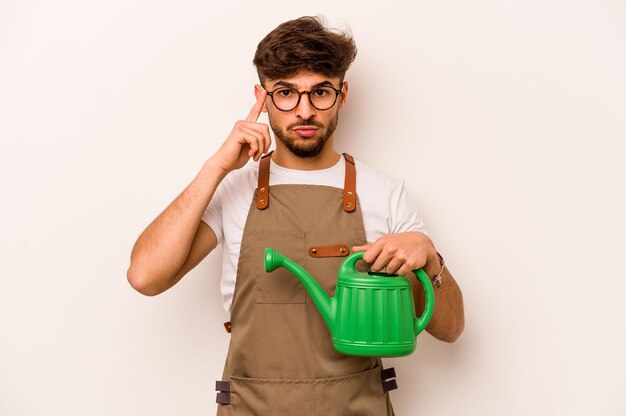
[{"xmin": 292, "ymin": 127, "xmax": 319, "ymax": 138}]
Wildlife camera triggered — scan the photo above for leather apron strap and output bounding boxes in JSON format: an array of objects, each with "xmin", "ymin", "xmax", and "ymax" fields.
[
  {"xmin": 342, "ymin": 153, "xmax": 357, "ymax": 212},
  {"xmin": 256, "ymin": 151, "xmax": 272, "ymax": 210}
]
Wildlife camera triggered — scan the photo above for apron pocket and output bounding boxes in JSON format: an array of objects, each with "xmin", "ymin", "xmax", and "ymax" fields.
[
  {"xmin": 227, "ymin": 366, "xmax": 388, "ymax": 416},
  {"xmin": 253, "ymin": 230, "xmax": 306, "ymax": 304}
]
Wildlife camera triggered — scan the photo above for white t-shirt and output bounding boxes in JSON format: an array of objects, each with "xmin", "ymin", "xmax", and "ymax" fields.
[{"xmin": 201, "ymin": 156, "xmax": 428, "ymax": 315}]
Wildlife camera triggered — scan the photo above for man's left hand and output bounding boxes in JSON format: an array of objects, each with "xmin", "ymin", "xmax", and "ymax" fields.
[{"xmin": 352, "ymin": 231, "xmax": 439, "ymax": 276}]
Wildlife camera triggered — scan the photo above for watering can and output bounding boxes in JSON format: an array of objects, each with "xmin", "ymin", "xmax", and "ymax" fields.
[{"xmin": 264, "ymin": 248, "xmax": 435, "ymax": 357}]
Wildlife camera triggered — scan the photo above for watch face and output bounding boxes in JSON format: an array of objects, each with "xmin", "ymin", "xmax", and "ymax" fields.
[{"xmin": 432, "ymin": 275, "xmax": 443, "ymax": 288}]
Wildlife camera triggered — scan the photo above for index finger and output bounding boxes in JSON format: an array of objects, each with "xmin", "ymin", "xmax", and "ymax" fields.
[
  {"xmin": 354, "ymin": 241, "xmax": 383, "ymax": 264},
  {"xmin": 351, "ymin": 244, "xmax": 370, "ymax": 252},
  {"xmin": 245, "ymin": 87, "xmax": 267, "ymax": 122}
]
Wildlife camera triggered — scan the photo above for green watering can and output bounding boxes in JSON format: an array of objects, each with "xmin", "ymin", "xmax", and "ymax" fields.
[{"xmin": 264, "ymin": 248, "xmax": 435, "ymax": 357}]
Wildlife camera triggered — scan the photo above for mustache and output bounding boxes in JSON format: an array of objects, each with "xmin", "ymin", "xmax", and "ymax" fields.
[{"xmin": 288, "ymin": 120, "xmax": 324, "ymax": 130}]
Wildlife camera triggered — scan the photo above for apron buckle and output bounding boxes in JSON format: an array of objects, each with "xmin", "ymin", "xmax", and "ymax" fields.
[
  {"xmin": 215, "ymin": 380, "xmax": 231, "ymax": 405},
  {"xmin": 381, "ymin": 367, "xmax": 398, "ymax": 393}
]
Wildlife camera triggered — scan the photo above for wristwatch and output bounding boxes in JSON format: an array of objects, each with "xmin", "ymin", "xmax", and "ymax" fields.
[{"xmin": 430, "ymin": 252, "xmax": 445, "ymax": 288}]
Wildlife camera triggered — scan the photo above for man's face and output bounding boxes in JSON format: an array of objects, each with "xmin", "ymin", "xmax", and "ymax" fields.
[{"xmin": 259, "ymin": 72, "xmax": 347, "ymax": 158}]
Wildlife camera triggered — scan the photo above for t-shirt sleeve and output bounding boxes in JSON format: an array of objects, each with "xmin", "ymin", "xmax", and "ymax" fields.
[
  {"xmin": 391, "ymin": 182, "xmax": 429, "ymax": 236},
  {"xmin": 201, "ymin": 188, "xmax": 225, "ymax": 245}
]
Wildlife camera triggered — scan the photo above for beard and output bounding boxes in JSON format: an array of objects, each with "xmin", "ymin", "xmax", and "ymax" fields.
[{"xmin": 270, "ymin": 112, "xmax": 339, "ymax": 158}]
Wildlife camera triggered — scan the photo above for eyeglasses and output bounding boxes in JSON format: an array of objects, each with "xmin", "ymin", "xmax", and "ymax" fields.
[{"xmin": 267, "ymin": 84, "xmax": 344, "ymax": 112}]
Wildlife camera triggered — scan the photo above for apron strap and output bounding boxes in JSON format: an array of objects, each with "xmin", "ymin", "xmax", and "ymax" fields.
[
  {"xmin": 256, "ymin": 151, "xmax": 272, "ymax": 210},
  {"xmin": 342, "ymin": 153, "xmax": 357, "ymax": 212},
  {"xmin": 256, "ymin": 151, "xmax": 357, "ymax": 212}
]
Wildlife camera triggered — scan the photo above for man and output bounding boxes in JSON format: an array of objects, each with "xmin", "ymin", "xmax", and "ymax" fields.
[{"xmin": 128, "ymin": 16, "xmax": 464, "ymax": 415}]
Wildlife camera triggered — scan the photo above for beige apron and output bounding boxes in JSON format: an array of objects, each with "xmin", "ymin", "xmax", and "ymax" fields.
[{"xmin": 216, "ymin": 153, "xmax": 397, "ymax": 415}]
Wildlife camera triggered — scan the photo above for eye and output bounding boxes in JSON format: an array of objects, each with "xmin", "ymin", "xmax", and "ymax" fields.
[
  {"xmin": 276, "ymin": 88, "xmax": 294, "ymax": 97},
  {"xmin": 313, "ymin": 88, "xmax": 330, "ymax": 97}
]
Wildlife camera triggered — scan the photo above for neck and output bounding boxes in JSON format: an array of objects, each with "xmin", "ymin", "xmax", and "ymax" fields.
[{"xmin": 272, "ymin": 138, "xmax": 341, "ymax": 170}]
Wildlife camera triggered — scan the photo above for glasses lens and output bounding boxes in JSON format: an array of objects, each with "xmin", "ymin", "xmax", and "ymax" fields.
[
  {"xmin": 273, "ymin": 88, "xmax": 299, "ymax": 111},
  {"xmin": 309, "ymin": 87, "xmax": 337, "ymax": 110}
]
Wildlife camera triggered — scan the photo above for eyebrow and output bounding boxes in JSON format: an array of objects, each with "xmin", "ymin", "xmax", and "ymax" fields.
[{"xmin": 271, "ymin": 80, "xmax": 338, "ymax": 90}]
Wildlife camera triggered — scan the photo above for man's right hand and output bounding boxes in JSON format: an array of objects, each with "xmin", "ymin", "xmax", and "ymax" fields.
[{"xmin": 209, "ymin": 87, "xmax": 272, "ymax": 174}]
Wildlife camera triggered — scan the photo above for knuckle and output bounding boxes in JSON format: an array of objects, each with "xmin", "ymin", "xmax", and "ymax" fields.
[{"xmin": 383, "ymin": 243, "xmax": 396, "ymax": 253}]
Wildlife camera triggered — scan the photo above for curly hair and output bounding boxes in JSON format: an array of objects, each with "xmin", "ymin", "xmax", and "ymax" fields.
[{"xmin": 253, "ymin": 16, "xmax": 358, "ymax": 84}]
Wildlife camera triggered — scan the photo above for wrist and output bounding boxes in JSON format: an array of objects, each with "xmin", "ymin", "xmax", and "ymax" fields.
[
  {"xmin": 418, "ymin": 248, "xmax": 445, "ymax": 288},
  {"xmin": 202, "ymin": 157, "xmax": 230, "ymax": 181},
  {"xmin": 422, "ymin": 250, "xmax": 442, "ymax": 276},
  {"xmin": 427, "ymin": 252, "xmax": 445, "ymax": 288}
]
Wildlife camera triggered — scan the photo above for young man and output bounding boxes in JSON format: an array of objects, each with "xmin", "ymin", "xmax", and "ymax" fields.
[{"xmin": 128, "ymin": 16, "xmax": 464, "ymax": 415}]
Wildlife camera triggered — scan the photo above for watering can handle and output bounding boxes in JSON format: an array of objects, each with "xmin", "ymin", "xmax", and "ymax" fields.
[
  {"xmin": 338, "ymin": 250, "xmax": 367, "ymax": 275},
  {"xmin": 341, "ymin": 251, "xmax": 435, "ymax": 336},
  {"xmin": 413, "ymin": 268, "xmax": 435, "ymax": 335}
]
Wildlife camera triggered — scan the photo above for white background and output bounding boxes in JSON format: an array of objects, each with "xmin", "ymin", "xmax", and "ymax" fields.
[{"xmin": 1, "ymin": 1, "xmax": 625, "ymax": 415}]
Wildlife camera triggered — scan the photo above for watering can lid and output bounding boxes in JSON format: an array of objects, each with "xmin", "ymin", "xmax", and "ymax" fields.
[{"xmin": 337, "ymin": 272, "xmax": 412, "ymax": 288}]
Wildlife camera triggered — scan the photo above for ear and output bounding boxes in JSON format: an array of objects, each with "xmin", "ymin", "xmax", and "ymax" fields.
[
  {"xmin": 338, "ymin": 81, "xmax": 349, "ymax": 110},
  {"xmin": 254, "ymin": 84, "xmax": 268, "ymax": 113}
]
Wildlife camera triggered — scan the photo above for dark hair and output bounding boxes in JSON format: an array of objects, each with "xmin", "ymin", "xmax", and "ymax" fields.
[{"xmin": 253, "ymin": 16, "xmax": 357, "ymax": 84}]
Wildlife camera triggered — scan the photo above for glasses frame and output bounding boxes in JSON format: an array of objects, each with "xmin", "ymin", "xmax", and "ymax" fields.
[{"xmin": 266, "ymin": 83, "xmax": 344, "ymax": 112}]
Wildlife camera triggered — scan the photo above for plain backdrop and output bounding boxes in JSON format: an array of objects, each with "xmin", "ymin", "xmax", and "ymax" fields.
[{"xmin": 1, "ymin": 1, "xmax": 625, "ymax": 415}]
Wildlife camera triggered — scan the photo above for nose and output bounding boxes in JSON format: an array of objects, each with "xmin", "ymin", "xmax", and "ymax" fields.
[{"xmin": 295, "ymin": 92, "xmax": 317, "ymax": 120}]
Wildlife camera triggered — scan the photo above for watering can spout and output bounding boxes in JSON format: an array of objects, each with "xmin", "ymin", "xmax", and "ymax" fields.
[
  {"xmin": 264, "ymin": 248, "xmax": 282, "ymax": 273},
  {"xmin": 264, "ymin": 248, "xmax": 334, "ymax": 329}
]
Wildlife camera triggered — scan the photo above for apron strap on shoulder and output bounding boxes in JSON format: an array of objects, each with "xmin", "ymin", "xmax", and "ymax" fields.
[
  {"xmin": 342, "ymin": 153, "xmax": 357, "ymax": 212},
  {"xmin": 256, "ymin": 151, "xmax": 273, "ymax": 210}
]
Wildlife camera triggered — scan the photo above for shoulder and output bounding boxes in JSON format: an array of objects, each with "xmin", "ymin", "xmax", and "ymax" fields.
[
  {"xmin": 354, "ymin": 159, "xmax": 405, "ymax": 197},
  {"xmin": 209, "ymin": 162, "xmax": 258, "ymax": 211},
  {"xmin": 353, "ymin": 157, "xmax": 428, "ymax": 235},
  {"xmin": 218, "ymin": 162, "xmax": 258, "ymax": 193}
]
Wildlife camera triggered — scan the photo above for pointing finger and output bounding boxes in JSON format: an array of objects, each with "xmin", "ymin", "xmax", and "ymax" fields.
[
  {"xmin": 358, "ymin": 242, "xmax": 384, "ymax": 264},
  {"xmin": 245, "ymin": 87, "xmax": 267, "ymax": 122}
]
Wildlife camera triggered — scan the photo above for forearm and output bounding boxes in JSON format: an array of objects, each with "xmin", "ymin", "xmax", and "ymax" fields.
[
  {"xmin": 413, "ymin": 261, "xmax": 465, "ymax": 342},
  {"xmin": 127, "ymin": 159, "xmax": 226, "ymax": 295}
]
